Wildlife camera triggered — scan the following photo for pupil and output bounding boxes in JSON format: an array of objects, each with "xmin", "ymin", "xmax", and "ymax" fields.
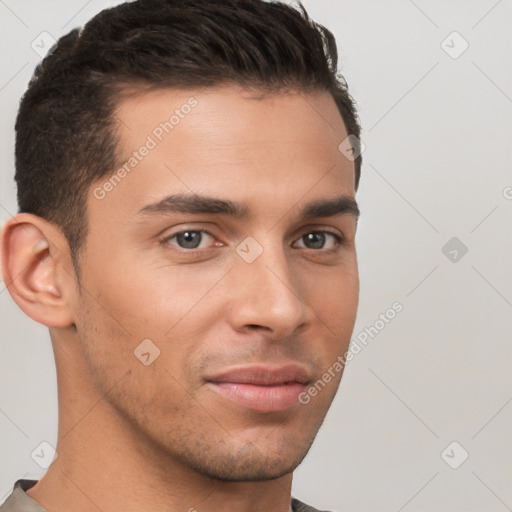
[
  {"xmin": 178, "ymin": 231, "xmax": 201, "ymax": 249},
  {"xmin": 305, "ymin": 232, "xmax": 325, "ymax": 249}
]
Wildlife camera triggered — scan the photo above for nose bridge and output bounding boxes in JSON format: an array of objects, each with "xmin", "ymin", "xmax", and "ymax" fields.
[{"xmin": 228, "ymin": 234, "xmax": 308, "ymax": 336}]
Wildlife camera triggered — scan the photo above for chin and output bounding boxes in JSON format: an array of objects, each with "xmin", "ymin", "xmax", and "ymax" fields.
[
  {"xmin": 174, "ymin": 434, "xmax": 316, "ymax": 483},
  {"xmin": 188, "ymin": 454, "xmax": 302, "ymax": 482}
]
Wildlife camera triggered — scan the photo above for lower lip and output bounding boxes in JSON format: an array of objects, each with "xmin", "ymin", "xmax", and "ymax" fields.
[{"xmin": 207, "ymin": 382, "xmax": 306, "ymax": 412}]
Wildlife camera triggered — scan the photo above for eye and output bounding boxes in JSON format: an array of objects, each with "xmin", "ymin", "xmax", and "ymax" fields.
[
  {"xmin": 294, "ymin": 231, "xmax": 342, "ymax": 250},
  {"xmin": 163, "ymin": 230, "xmax": 215, "ymax": 250},
  {"xmin": 160, "ymin": 228, "xmax": 343, "ymax": 253}
]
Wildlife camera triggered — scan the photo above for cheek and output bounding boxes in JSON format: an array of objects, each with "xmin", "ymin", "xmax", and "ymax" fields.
[
  {"xmin": 78, "ymin": 247, "xmax": 224, "ymax": 337},
  {"xmin": 74, "ymin": 294, "xmax": 199, "ymax": 424},
  {"xmin": 73, "ymin": 254, "xmax": 229, "ymax": 387},
  {"xmin": 304, "ymin": 260, "xmax": 359, "ymax": 317},
  {"xmin": 301, "ymin": 262, "xmax": 359, "ymax": 355}
]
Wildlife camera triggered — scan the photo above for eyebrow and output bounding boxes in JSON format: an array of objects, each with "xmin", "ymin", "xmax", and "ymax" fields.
[{"xmin": 137, "ymin": 193, "xmax": 360, "ymax": 220}]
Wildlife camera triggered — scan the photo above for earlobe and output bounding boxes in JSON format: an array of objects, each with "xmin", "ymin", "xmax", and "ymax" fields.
[{"xmin": 1, "ymin": 214, "xmax": 75, "ymax": 328}]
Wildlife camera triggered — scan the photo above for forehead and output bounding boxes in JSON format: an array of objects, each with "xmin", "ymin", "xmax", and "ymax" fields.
[
  {"xmin": 90, "ymin": 85, "xmax": 355, "ymax": 222},
  {"xmin": 114, "ymin": 85, "xmax": 346, "ymax": 139}
]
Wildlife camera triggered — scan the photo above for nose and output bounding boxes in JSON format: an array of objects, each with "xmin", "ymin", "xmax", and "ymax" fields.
[{"xmin": 227, "ymin": 237, "xmax": 311, "ymax": 340}]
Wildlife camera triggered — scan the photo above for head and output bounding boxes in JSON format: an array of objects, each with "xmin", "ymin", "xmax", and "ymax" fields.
[{"xmin": 2, "ymin": 0, "xmax": 362, "ymax": 482}]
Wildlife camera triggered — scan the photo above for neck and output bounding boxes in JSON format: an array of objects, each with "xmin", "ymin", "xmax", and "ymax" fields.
[{"xmin": 27, "ymin": 334, "xmax": 294, "ymax": 512}]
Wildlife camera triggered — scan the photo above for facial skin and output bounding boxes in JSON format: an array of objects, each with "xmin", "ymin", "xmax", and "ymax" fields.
[{"xmin": 1, "ymin": 85, "xmax": 359, "ymax": 512}]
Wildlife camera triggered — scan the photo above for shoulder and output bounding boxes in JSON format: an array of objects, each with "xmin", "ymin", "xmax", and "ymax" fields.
[
  {"xmin": 0, "ymin": 480, "xmax": 46, "ymax": 512},
  {"xmin": 291, "ymin": 496, "xmax": 334, "ymax": 512}
]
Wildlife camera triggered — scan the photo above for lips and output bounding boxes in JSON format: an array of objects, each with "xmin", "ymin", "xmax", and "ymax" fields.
[{"xmin": 205, "ymin": 364, "xmax": 310, "ymax": 413}]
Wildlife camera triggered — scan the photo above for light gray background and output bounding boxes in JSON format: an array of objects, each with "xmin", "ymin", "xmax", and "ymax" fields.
[{"xmin": 1, "ymin": 1, "xmax": 511, "ymax": 511}]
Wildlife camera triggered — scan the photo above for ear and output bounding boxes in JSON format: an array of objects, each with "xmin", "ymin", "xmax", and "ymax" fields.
[{"xmin": 1, "ymin": 213, "xmax": 76, "ymax": 328}]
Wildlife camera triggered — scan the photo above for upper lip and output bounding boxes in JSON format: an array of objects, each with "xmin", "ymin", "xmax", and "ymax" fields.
[{"xmin": 206, "ymin": 364, "xmax": 310, "ymax": 386}]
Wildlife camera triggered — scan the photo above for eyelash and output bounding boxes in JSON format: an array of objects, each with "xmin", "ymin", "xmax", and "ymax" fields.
[{"xmin": 160, "ymin": 229, "xmax": 344, "ymax": 255}]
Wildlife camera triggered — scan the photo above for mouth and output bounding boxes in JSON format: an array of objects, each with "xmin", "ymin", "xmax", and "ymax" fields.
[{"xmin": 205, "ymin": 364, "xmax": 311, "ymax": 413}]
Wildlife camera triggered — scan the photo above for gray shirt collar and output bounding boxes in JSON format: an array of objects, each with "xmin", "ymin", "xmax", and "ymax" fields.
[{"xmin": 1, "ymin": 480, "xmax": 295, "ymax": 512}]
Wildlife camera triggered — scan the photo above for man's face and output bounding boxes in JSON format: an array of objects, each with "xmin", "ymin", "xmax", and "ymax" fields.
[{"xmin": 72, "ymin": 86, "xmax": 359, "ymax": 481}]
